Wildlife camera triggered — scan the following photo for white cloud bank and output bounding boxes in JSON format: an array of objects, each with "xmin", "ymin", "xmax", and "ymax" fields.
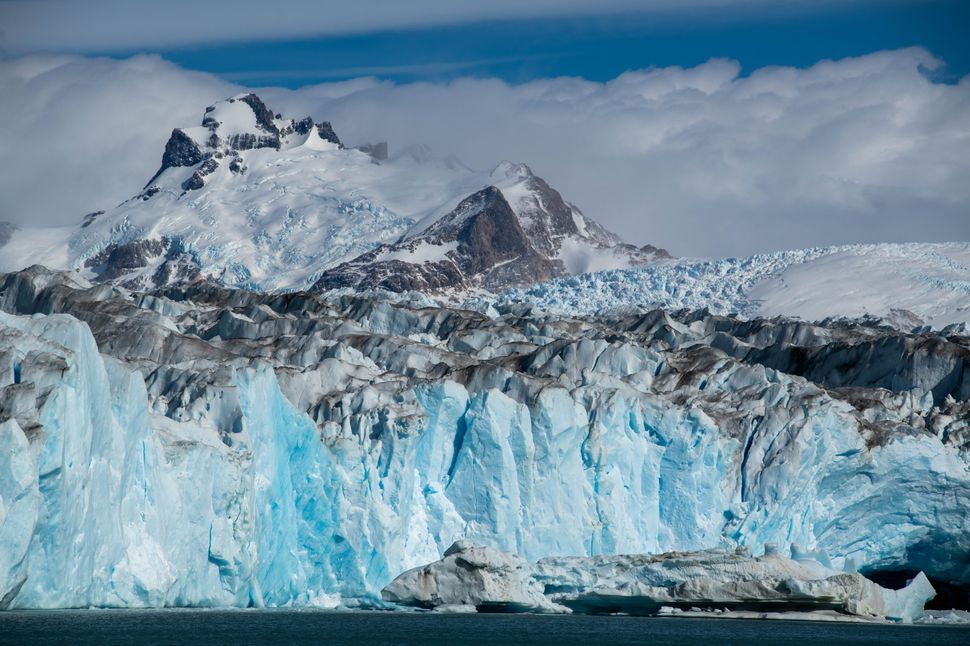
[{"xmin": 0, "ymin": 49, "xmax": 967, "ymax": 257}]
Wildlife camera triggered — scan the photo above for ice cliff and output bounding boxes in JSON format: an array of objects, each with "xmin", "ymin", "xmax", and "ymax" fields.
[{"xmin": 0, "ymin": 266, "xmax": 968, "ymax": 610}]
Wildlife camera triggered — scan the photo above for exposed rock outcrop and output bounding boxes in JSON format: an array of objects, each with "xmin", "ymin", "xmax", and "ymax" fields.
[
  {"xmin": 146, "ymin": 93, "xmax": 340, "ymax": 193},
  {"xmin": 83, "ymin": 238, "xmax": 200, "ymax": 289},
  {"xmin": 313, "ymin": 186, "xmax": 557, "ymax": 293},
  {"xmin": 315, "ymin": 121, "xmax": 342, "ymax": 147},
  {"xmin": 147, "ymin": 128, "xmax": 204, "ymax": 186}
]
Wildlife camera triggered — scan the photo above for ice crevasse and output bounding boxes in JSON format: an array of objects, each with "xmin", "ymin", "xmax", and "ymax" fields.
[{"xmin": 0, "ymin": 269, "xmax": 968, "ymax": 609}]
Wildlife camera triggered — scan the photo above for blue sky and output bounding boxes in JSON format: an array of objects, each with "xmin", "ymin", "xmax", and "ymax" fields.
[
  {"xmin": 3, "ymin": 0, "xmax": 968, "ymax": 86},
  {"xmin": 163, "ymin": 1, "xmax": 969, "ymax": 87}
]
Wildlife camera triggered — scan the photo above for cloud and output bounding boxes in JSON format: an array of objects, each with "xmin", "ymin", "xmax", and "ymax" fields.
[
  {"xmin": 0, "ymin": 55, "xmax": 237, "ymax": 231},
  {"xmin": 0, "ymin": 49, "xmax": 968, "ymax": 257},
  {"xmin": 1, "ymin": 0, "xmax": 875, "ymax": 54},
  {"xmin": 267, "ymin": 49, "xmax": 970, "ymax": 255}
]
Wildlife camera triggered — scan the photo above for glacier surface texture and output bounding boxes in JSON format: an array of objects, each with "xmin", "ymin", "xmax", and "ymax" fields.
[
  {"xmin": 0, "ymin": 267, "xmax": 968, "ymax": 608},
  {"xmin": 499, "ymin": 242, "xmax": 970, "ymax": 329}
]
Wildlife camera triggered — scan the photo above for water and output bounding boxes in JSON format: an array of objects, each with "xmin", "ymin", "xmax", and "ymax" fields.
[{"xmin": 1, "ymin": 611, "xmax": 968, "ymax": 646}]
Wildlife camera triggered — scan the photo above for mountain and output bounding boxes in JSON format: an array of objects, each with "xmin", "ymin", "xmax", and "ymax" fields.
[
  {"xmin": 1, "ymin": 266, "xmax": 968, "ymax": 609},
  {"xmin": 0, "ymin": 94, "xmax": 665, "ymax": 294},
  {"xmin": 313, "ymin": 162, "xmax": 667, "ymax": 295}
]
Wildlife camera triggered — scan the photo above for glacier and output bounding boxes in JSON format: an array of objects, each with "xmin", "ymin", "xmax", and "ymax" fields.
[
  {"xmin": 498, "ymin": 242, "xmax": 970, "ymax": 329},
  {"xmin": 0, "ymin": 266, "xmax": 968, "ymax": 611}
]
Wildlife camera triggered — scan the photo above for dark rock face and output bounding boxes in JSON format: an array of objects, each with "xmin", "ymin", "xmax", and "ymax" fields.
[
  {"xmin": 181, "ymin": 172, "xmax": 205, "ymax": 192},
  {"xmin": 85, "ymin": 238, "xmax": 169, "ymax": 280},
  {"xmin": 80, "ymin": 211, "xmax": 103, "ymax": 229},
  {"xmin": 181, "ymin": 158, "xmax": 219, "ymax": 192},
  {"xmin": 162, "ymin": 129, "xmax": 204, "ymax": 167},
  {"xmin": 237, "ymin": 94, "xmax": 279, "ymax": 135},
  {"xmin": 313, "ymin": 187, "xmax": 556, "ymax": 293},
  {"xmin": 292, "ymin": 117, "xmax": 314, "ymax": 135},
  {"xmin": 150, "ymin": 249, "xmax": 203, "ymax": 288},
  {"xmin": 146, "ymin": 129, "xmax": 204, "ymax": 187},
  {"xmin": 640, "ymin": 243, "xmax": 672, "ymax": 259},
  {"xmin": 228, "ymin": 156, "xmax": 246, "ymax": 174},
  {"xmin": 438, "ymin": 186, "xmax": 534, "ymax": 274},
  {"xmin": 316, "ymin": 121, "xmax": 342, "ymax": 147},
  {"xmin": 225, "ymin": 132, "xmax": 279, "ymax": 151},
  {"xmin": 83, "ymin": 238, "xmax": 200, "ymax": 289},
  {"xmin": 140, "ymin": 186, "xmax": 160, "ymax": 201},
  {"xmin": 309, "ymin": 162, "xmax": 668, "ymax": 296}
]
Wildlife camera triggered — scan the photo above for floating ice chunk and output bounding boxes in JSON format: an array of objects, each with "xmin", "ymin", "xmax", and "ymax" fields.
[
  {"xmin": 381, "ymin": 541, "xmax": 564, "ymax": 613},
  {"xmin": 384, "ymin": 545, "xmax": 937, "ymax": 622}
]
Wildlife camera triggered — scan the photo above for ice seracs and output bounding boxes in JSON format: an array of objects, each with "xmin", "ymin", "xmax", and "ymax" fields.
[
  {"xmin": 500, "ymin": 242, "xmax": 970, "ymax": 329},
  {"xmin": 0, "ymin": 266, "xmax": 968, "ymax": 611}
]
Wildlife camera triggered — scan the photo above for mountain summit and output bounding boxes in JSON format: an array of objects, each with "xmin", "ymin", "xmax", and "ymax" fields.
[
  {"xmin": 314, "ymin": 164, "xmax": 668, "ymax": 294},
  {"xmin": 145, "ymin": 93, "xmax": 344, "ymax": 192}
]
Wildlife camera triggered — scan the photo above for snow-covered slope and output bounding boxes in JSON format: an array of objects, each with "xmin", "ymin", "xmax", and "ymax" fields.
[
  {"xmin": 0, "ymin": 94, "xmax": 664, "ymax": 294},
  {"xmin": 1, "ymin": 267, "xmax": 968, "ymax": 609},
  {"xmin": 499, "ymin": 242, "xmax": 970, "ymax": 329}
]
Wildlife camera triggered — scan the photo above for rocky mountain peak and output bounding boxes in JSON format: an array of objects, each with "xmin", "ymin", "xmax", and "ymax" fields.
[
  {"xmin": 431, "ymin": 186, "xmax": 533, "ymax": 272},
  {"xmin": 145, "ymin": 93, "xmax": 343, "ymax": 193},
  {"xmin": 310, "ymin": 160, "xmax": 672, "ymax": 297},
  {"xmin": 234, "ymin": 93, "xmax": 278, "ymax": 135},
  {"xmin": 312, "ymin": 185, "xmax": 558, "ymax": 293}
]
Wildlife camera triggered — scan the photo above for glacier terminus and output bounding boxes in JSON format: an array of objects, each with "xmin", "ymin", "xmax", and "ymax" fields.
[{"xmin": 0, "ymin": 266, "xmax": 968, "ymax": 617}]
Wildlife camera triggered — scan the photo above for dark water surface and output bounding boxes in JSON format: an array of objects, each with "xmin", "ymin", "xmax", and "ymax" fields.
[{"xmin": 1, "ymin": 610, "xmax": 968, "ymax": 646}]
